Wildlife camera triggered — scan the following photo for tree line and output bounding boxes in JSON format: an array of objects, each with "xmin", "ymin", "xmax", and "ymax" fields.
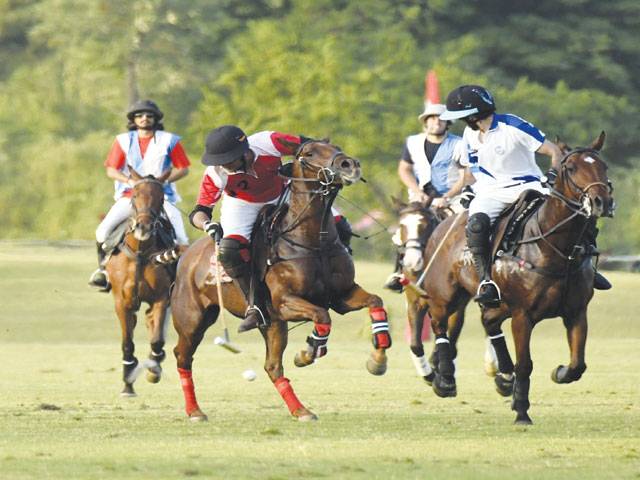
[{"xmin": 1, "ymin": 0, "xmax": 638, "ymax": 255}]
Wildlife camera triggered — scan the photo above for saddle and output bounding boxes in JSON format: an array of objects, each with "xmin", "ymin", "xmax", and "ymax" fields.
[{"xmin": 491, "ymin": 189, "xmax": 546, "ymax": 258}]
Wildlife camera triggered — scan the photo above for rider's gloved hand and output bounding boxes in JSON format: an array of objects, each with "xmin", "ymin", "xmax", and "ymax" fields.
[
  {"xmin": 203, "ymin": 221, "xmax": 223, "ymax": 242},
  {"xmin": 542, "ymin": 167, "xmax": 558, "ymax": 187},
  {"xmin": 459, "ymin": 185, "xmax": 475, "ymax": 209}
]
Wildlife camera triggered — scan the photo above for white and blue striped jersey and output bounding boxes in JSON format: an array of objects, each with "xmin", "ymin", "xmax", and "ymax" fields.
[{"xmin": 460, "ymin": 113, "xmax": 545, "ymax": 189}]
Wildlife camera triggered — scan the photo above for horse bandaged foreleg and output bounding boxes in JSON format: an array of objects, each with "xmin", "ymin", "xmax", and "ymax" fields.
[
  {"xmin": 178, "ymin": 368, "xmax": 201, "ymax": 416},
  {"xmin": 274, "ymin": 377, "xmax": 304, "ymax": 414},
  {"xmin": 370, "ymin": 307, "xmax": 392, "ymax": 349},
  {"xmin": 489, "ymin": 333, "xmax": 514, "ymax": 374},
  {"xmin": 306, "ymin": 323, "xmax": 331, "ymax": 359}
]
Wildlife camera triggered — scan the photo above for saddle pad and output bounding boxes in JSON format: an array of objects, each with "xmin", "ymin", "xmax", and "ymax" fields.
[{"xmin": 204, "ymin": 254, "xmax": 233, "ymax": 285}]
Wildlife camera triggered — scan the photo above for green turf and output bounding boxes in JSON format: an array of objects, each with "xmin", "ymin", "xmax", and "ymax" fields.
[{"xmin": 0, "ymin": 242, "xmax": 638, "ymax": 479}]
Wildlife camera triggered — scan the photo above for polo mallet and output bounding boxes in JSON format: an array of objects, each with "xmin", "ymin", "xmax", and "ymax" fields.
[
  {"xmin": 405, "ymin": 212, "xmax": 463, "ymax": 296},
  {"xmin": 212, "ymin": 236, "xmax": 241, "ymax": 354}
]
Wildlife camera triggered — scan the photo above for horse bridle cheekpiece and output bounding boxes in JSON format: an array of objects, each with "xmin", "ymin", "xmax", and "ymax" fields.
[
  {"xmin": 555, "ymin": 148, "xmax": 613, "ymax": 218},
  {"xmin": 130, "ymin": 177, "xmax": 165, "ymax": 232}
]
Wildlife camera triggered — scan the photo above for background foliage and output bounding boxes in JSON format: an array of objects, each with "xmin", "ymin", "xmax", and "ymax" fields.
[{"xmin": 1, "ymin": 0, "xmax": 638, "ymax": 255}]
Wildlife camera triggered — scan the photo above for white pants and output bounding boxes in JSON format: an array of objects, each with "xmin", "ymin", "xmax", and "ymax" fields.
[
  {"xmin": 219, "ymin": 195, "xmax": 279, "ymax": 241},
  {"xmin": 468, "ymin": 181, "xmax": 547, "ymax": 222},
  {"xmin": 96, "ymin": 197, "xmax": 189, "ymax": 245}
]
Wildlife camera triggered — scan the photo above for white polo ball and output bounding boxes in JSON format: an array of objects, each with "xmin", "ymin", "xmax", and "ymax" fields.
[{"xmin": 242, "ymin": 369, "xmax": 257, "ymax": 382}]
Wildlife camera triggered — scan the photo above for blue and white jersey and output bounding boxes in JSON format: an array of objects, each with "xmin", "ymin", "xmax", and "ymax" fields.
[{"xmin": 460, "ymin": 113, "xmax": 545, "ymax": 190}]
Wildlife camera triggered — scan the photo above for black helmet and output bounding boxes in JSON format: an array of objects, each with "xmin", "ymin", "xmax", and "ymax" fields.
[
  {"xmin": 201, "ymin": 125, "xmax": 250, "ymax": 166},
  {"xmin": 126, "ymin": 99, "xmax": 164, "ymax": 121},
  {"xmin": 440, "ymin": 85, "xmax": 496, "ymax": 121}
]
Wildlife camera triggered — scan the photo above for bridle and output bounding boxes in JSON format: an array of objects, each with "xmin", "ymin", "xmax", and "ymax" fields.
[
  {"xmin": 398, "ymin": 204, "xmax": 438, "ymax": 253},
  {"xmin": 128, "ymin": 178, "xmax": 166, "ymax": 245},
  {"xmin": 549, "ymin": 148, "xmax": 612, "ymax": 218},
  {"xmin": 518, "ymin": 147, "xmax": 612, "ymax": 261},
  {"xmin": 275, "ymin": 144, "xmax": 352, "ymax": 249}
]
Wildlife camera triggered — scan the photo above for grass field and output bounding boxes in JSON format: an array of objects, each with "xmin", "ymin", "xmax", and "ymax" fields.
[{"xmin": 0, "ymin": 242, "xmax": 639, "ymax": 480}]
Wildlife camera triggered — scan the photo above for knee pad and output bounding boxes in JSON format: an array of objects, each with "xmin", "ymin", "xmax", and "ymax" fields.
[
  {"xmin": 466, "ymin": 213, "xmax": 491, "ymax": 251},
  {"xmin": 218, "ymin": 237, "xmax": 250, "ymax": 278}
]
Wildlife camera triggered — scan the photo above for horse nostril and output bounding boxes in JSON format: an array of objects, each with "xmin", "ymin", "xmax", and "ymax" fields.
[
  {"xmin": 341, "ymin": 160, "xmax": 351, "ymax": 169},
  {"xmin": 594, "ymin": 196, "xmax": 603, "ymax": 208}
]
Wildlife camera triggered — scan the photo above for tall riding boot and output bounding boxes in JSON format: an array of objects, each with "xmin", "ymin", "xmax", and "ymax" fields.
[
  {"xmin": 383, "ymin": 250, "xmax": 405, "ymax": 293},
  {"xmin": 335, "ymin": 215, "xmax": 353, "ymax": 255},
  {"xmin": 88, "ymin": 242, "xmax": 110, "ymax": 290},
  {"xmin": 466, "ymin": 213, "xmax": 500, "ymax": 308},
  {"xmin": 584, "ymin": 221, "xmax": 611, "ymax": 290},
  {"xmin": 235, "ymin": 274, "xmax": 269, "ymax": 333}
]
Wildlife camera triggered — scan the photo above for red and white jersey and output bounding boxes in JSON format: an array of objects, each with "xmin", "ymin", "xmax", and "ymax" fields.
[{"xmin": 197, "ymin": 131, "xmax": 301, "ymax": 206}]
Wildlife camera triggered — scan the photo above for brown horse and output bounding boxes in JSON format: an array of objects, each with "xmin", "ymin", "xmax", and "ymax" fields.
[
  {"xmin": 105, "ymin": 169, "xmax": 177, "ymax": 396},
  {"xmin": 172, "ymin": 140, "xmax": 392, "ymax": 421},
  {"xmin": 395, "ymin": 201, "xmax": 499, "ymax": 384},
  {"xmin": 415, "ymin": 132, "xmax": 613, "ymax": 424}
]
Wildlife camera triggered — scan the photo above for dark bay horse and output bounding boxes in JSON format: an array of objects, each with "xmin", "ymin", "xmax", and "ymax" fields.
[
  {"xmin": 172, "ymin": 140, "xmax": 392, "ymax": 421},
  {"xmin": 396, "ymin": 201, "xmax": 499, "ymax": 384},
  {"xmin": 416, "ymin": 133, "xmax": 613, "ymax": 424},
  {"xmin": 105, "ymin": 169, "xmax": 177, "ymax": 396}
]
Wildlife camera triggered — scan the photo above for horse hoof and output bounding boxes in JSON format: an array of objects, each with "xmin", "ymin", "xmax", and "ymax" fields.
[
  {"xmin": 294, "ymin": 350, "xmax": 315, "ymax": 368},
  {"xmin": 514, "ymin": 412, "xmax": 533, "ymax": 425},
  {"xmin": 120, "ymin": 385, "xmax": 137, "ymax": 397},
  {"xmin": 146, "ymin": 370, "xmax": 161, "ymax": 384},
  {"xmin": 423, "ymin": 371, "xmax": 435, "ymax": 386},
  {"xmin": 188, "ymin": 409, "xmax": 208, "ymax": 422},
  {"xmin": 494, "ymin": 373, "xmax": 514, "ymax": 397},
  {"xmin": 366, "ymin": 356, "xmax": 387, "ymax": 376},
  {"xmin": 484, "ymin": 360, "xmax": 498, "ymax": 377},
  {"xmin": 551, "ymin": 365, "xmax": 570, "ymax": 384},
  {"xmin": 432, "ymin": 374, "xmax": 457, "ymax": 398},
  {"xmin": 293, "ymin": 407, "xmax": 318, "ymax": 422}
]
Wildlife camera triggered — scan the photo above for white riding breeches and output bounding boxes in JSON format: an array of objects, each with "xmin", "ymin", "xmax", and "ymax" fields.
[
  {"xmin": 96, "ymin": 197, "xmax": 189, "ymax": 245},
  {"xmin": 219, "ymin": 195, "xmax": 280, "ymax": 241},
  {"xmin": 468, "ymin": 181, "xmax": 547, "ymax": 222}
]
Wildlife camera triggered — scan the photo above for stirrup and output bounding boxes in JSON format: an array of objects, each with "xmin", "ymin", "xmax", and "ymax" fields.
[
  {"xmin": 474, "ymin": 279, "xmax": 501, "ymax": 307},
  {"xmin": 237, "ymin": 305, "xmax": 269, "ymax": 333}
]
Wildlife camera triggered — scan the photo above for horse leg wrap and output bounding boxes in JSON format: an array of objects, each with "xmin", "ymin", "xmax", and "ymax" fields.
[
  {"xmin": 122, "ymin": 357, "xmax": 138, "ymax": 381},
  {"xmin": 435, "ymin": 335, "xmax": 455, "ymax": 377},
  {"xmin": 512, "ymin": 376, "xmax": 531, "ymax": 413},
  {"xmin": 489, "ymin": 333, "xmax": 514, "ymax": 373},
  {"xmin": 274, "ymin": 377, "xmax": 303, "ymax": 413},
  {"xmin": 178, "ymin": 368, "xmax": 200, "ymax": 415},
  {"xmin": 370, "ymin": 307, "xmax": 392, "ymax": 349},
  {"xmin": 306, "ymin": 323, "xmax": 330, "ymax": 359},
  {"xmin": 410, "ymin": 345, "xmax": 425, "ymax": 358},
  {"xmin": 410, "ymin": 351, "xmax": 433, "ymax": 377},
  {"xmin": 150, "ymin": 349, "xmax": 166, "ymax": 363}
]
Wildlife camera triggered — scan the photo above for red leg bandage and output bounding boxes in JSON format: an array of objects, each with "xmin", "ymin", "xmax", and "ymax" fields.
[
  {"xmin": 178, "ymin": 368, "xmax": 200, "ymax": 415},
  {"xmin": 370, "ymin": 307, "xmax": 392, "ymax": 349},
  {"xmin": 274, "ymin": 377, "xmax": 304, "ymax": 413}
]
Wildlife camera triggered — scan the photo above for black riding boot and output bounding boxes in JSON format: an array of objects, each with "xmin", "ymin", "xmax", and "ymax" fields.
[
  {"xmin": 335, "ymin": 215, "xmax": 353, "ymax": 255},
  {"xmin": 584, "ymin": 221, "xmax": 611, "ymax": 290},
  {"xmin": 235, "ymin": 275, "xmax": 269, "ymax": 333},
  {"xmin": 466, "ymin": 213, "xmax": 501, "ymax": 308},
  {"xmin": 88, "ymin": 242, "xmax": 110, "ymax": 291},
  {"xmin": 383, "ymin": 250, "xmax": 405, "ymax": 293}
]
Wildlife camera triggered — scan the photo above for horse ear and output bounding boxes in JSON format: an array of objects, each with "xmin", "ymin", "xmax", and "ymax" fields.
[
  {"xmin": 129, "ymin": 168, "xmax": 143, "ymax": 180},
  {"xmin": 157, "ymin": 169, "xmax": 171, "ymax": 183},
  {"xmin": 390, "ymin": 195, "xmax": 406, "ymax": 212},
  {"xmin": 590, "ymin": 131, "xmax": 606, "ymax": 151}
]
